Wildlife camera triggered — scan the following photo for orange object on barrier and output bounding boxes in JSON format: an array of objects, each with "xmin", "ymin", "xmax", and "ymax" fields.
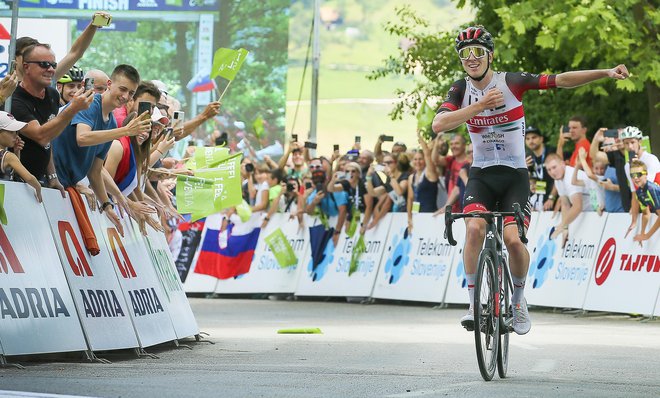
[{"xmin": 66, "ymin": 187, "xmax": 100, "ymax": 256}]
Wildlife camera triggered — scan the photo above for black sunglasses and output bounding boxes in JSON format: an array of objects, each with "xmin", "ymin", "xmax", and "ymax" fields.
[{"xmin": 25, "ymin": 60, "xmax": 57, "ymax": 69}]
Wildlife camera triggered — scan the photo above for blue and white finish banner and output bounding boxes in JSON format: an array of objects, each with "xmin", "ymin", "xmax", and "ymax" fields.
[
  {"xmin": 525, "ymin": 212, "xmax": 608, "ymax": 309},
  {"xmin": 96, "ymin": 213, "xmax": 177, "ymax": 348},
  {"xmin": 295, "ymin": 215, "xmax": 390, "ymax": 297},
  {"xmin": 42, "ymin": 190, "xmax": 139, "ymax": 352},
  {"xmin": 0, "ymin": 182, "xmax": 87, "ymax": 355},
  {"xmin": 143, "ymin": 223, "xmax": 199, "ymax": 340},
  {"xmin": 214, "ymin": 214, "xmax": 309, "ymax": 294},
  {"xmin": 582, "ymin": 214, "xmax": 660, "ymax": 315},
  {"xmin": 372, "ymin": 214, "xmax": 456, "ymax": 303}
]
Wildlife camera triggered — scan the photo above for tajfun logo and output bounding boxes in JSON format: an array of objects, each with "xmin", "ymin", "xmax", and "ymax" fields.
[{"xmin": 594, "ymin": 238, "xmax": 660, "ymax": 286}]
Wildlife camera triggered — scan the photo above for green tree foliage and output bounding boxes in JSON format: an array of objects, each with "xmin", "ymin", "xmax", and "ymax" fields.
[
  {"xmin": 371, "ymin": 0, "xmax": 659, "ymax": 151},
  {"xmin": 216, "ymin": 0, "xmax": 291, "ymax": 140}
]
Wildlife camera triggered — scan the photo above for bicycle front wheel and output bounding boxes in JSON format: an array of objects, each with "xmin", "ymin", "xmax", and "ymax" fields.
[{"xmin": 473, "ymin": 249, "xmax": 499, "ymax": 381}]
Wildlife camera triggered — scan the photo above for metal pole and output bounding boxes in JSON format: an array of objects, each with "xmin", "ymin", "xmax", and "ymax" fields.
[
  {"xmin": 309, "ymin": 0, "xmax": 320, "ymax": 144},
  {"xmin": 4, "ymin": 0, "xmax": 20, "ymax": 112}
]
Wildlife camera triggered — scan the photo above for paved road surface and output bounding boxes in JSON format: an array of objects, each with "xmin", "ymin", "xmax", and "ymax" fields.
[{"xmin": 1, "ymin": 298, "xmax": 659, "ymax": 397}]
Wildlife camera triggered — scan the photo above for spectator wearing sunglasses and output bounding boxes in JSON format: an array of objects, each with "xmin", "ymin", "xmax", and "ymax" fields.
[
  {"xmin": 14, "ymin": 12, "xmax": 110, "ymax": 84},
  {"xmin": 629, "ymin": 160, "xmax": 660, "ymax": 243},
  {"xmin": 10, "ymin": 43, "xmax": 94, "ymax": 190},
  {"xmin": 305, "ymin": 157, "xmax": 349, "ymax": 246}
]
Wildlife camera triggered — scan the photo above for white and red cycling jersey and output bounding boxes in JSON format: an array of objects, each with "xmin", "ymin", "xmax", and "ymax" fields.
[{"xmin": 438, "ymin": 71, "xmax": 557, "ymax": 169}]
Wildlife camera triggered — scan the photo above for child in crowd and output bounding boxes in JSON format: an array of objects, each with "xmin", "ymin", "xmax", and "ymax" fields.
[
  {"xmin": 0, "ymin": 111, "xmax": 42, "ymax": 202},
  {"xmin": 571, "ymin": 148, "xmax": 606, "ymax": 214},
  {"xmin": 629, "ymin": 159, "xmax": 660, "ymax": 243}
]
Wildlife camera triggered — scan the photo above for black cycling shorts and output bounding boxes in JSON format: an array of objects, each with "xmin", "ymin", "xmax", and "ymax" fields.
[{"xmin": 462, "ymin": 166, "xmax": 532, "ymax": 228}]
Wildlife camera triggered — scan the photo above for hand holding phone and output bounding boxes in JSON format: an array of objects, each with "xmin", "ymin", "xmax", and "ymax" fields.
[
  {"xmin": 355, "ymin": 136, "xmax": 361, "ymax": 144},
  {"xmin": 333, "ymin": 144, "xmax": 339, "ymax": 152},
  {"xmin": 381, "ymin": 135, "xmax": 394, "ymax": 142},
  {"xmin": 604, "ymin": 129, "xmax": 618, "ymax": 139},
  {"xmin": 138, "ymin": 101, "xmax": 152, "ymax": 118},
  {"xmin": 91, "ymin": 12, "xmax": 112, "ymax": 27},
  {"xmin": 8, "ymin": 60, "xmax": 16, "ymax": 75},
  {"xmin": 292, "ymin": 134, "xmax": 298, "ymax": 142},
  {"xmin": 84, "ymin": 77, "xmax": 94, "ymax": 92},
  {"xmin": 304, "ymin": 141, "xmax": 317, "ymax": 150}
]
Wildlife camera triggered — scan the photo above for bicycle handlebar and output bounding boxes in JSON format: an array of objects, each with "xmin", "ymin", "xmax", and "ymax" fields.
[{"xmin": 443, "ymin": 203, "xmax": 528, "ymax": 246}]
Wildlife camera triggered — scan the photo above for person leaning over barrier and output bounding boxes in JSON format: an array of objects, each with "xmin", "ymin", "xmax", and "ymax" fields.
[
  {"xmin": 305, "ymin": 157, "xmax": 349, "ymax": 247},
  {"xmin": 0, "ymin": 111, "xmax": 42, "ymax": 202},
  {"xmin": 11, "ymin": 43, "xmax": 95, "ymax": 191},
  {"xmin": 52, "ymin": 64, "xmax": 152, "ymax": 235},
  {"xmin": 629, "ymin": 159, "xmax": 660, "ymax": 243}
]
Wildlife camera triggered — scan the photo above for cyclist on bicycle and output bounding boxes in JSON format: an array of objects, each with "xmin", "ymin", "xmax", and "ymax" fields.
[{"xmin": 433, "ymin": 26, "xmax": 629, "ymax": 335}]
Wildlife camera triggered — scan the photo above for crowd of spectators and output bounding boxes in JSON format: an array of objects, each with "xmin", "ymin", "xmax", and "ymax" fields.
[{"xmin": 0, "ymin": 12, "xmax": 657, "ymax": 258}]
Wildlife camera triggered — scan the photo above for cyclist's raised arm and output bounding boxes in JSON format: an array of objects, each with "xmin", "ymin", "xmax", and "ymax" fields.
[
  {"xmin": 418, "ymin": 131, "xmax": 438, "ymax": 182},
  {"xmin": 555, "ymin": 65, "xmax": 629, "ymax": 88}
]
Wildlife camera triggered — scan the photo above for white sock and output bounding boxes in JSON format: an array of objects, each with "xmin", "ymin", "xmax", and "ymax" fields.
[
  {"xmin": 466, "ymin": 273, "xmax": 476, "ymax": 308},
  {"xmin": 512, "ymin": 274, "xmax": 526, "ymax": 304}
]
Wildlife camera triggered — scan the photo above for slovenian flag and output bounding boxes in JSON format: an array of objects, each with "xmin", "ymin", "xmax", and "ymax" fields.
[
  {"xmin": 194, "ymin": 214, "xmax": 261, "ymax": 279},
  {"xmin": 186, "ymin": 70, "xmax": 217, "ymax": 93}
]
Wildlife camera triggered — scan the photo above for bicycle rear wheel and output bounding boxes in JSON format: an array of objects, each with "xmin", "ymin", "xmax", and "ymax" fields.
[
  {"xmin": 497, "ymin": 257, "xmax": 511, "ymax": 378},
  {"xmin": 473, "ymin": 250, "xmax": 499, "ymax": 381}
]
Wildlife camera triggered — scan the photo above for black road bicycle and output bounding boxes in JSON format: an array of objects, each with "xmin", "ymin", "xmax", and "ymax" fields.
[{"xmin": 444, "ymin": 203, "xmax": 528, "ymax": 381}]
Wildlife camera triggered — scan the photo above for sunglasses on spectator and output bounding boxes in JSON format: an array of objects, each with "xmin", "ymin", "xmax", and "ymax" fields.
[
  {"xmin": 457, "ymin": 46, "xmax": 488, "ymax": 61},
  {"xmin": 309, "ymin": 164, "xmax": 323, "ymax": 170},
  {"xmin": 630, "ymin": 171, "xmax": 647, "ymax": 178},
  {"xmin": 24, "ymin": 60, "xmax": 57, "ymax": 69}
]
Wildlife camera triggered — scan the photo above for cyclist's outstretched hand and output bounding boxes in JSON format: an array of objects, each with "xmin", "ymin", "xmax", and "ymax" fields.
[
  {"xmin": 479, "ymin": 88, "xmax": 504, "ymax": 111},
  {"xmin": 608, "ymin": 64, "xmax": 629, "ymax": 80}
]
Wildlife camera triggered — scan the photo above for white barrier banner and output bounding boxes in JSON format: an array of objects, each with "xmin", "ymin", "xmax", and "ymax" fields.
[
  {"xmin": 96, "ymin": 213, "xmax": 177, "ymax": 347},
  {"xmin": 214, "ymin": 214, "xmax": 308, "ymax": 294},
  {"xmin": 0, "ymin": 182, "xmax": 87, "ymax": 355},
  {"xmin": 583, "ymin": 213, "xmax": 660, "ymax": 315},
  {"xmin": 295, "ymin": 215, "xmax": 390, "ymax": 297},
  {"xmin": 183, "ymin": 215, "xmax": 219, "ymax": 293},
  {"xmin": 143, "ymin": 223, "xmax": 199, "ymax": 339},
  {"xmin": 42, "ymin": 190, "xmax": 139, "ymax": 351},
  {"xmin": 372, "ymin": 213, "xmax": 455, "ymax": 302},
  {"xmin": 525, "ymin": 212, "xmax": 607, "ymax": 309}
]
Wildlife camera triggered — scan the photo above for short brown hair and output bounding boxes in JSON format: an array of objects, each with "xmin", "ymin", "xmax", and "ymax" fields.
[
  {"xmin": 630, "ymin": 160, "xmax": 647, "ymax": 171},
  {"xmin": 569, "ymin": 115, "xmax": 587, "ymax": 129},
  {"xmin": 544, "ymin": 152, "xmax": 563, "ymax": 165}
]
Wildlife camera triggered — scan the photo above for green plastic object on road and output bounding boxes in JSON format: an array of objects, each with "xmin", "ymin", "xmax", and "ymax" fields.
[{"xmin": 277, "ymin": 328, "xmax": 323, "ymax": 334}]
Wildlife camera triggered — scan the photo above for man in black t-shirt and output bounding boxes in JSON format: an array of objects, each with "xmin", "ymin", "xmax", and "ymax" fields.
[
  {"xmin": 10, "ymin": 43, "xmax": 93, "ymax": 188},
  {"xmin": 524, "ymin": 126, "xmax": 557, "ymax": 211}
]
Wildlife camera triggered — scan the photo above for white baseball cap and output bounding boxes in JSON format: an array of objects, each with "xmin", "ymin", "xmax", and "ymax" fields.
[
  {"xmin": 151, "ymin": 107, "xmax": 170, "ymax": 126},
  {"xmin": 0, "ymin": 111, "xmax": 26, "ymax": 132}
]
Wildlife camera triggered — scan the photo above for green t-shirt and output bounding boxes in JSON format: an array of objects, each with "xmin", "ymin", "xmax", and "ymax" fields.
[{"xmin": 269, "ymin": 185, "xmax": 282, "ymax": 203}]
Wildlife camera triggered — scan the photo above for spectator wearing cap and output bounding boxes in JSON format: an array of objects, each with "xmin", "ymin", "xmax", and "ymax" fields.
[
  {"xmin": 305, "ymin": 157, "xmax": 349, "ymax": 246},
  {"xmin": 590, "ymin": 127, "xmax": 632, "ymax": 212},
  {"xmin": 524, "ymin": 125, "xmax": 557, "ymax": 211},
  {"xmin": 629, "ymin": 159, "xmax": 660, "ymax": 243},
  {"xmin": 0, "ymin": 111, "xmax": 42, "ymax": 201},
  {"xmin": 52, "ymin": 64, "xmax": 152, "ymax": 233},
  {"xmin": 556, "ymin": 115, "xmax": 592, "ymax": 167},
  {"xmin": 433, "ymin": 132, "xmax": 469, "ymax": 213},
  {"xmin": 84, "ymin": 69, "xmax": 110, "ymax": 94},
  {"xmin": 328, "ymin": 161, "xmax": 374, "ymax": 235},
  {"xmin": 11, "ymin": 43, "xmax": 94, "ymax": 190}
]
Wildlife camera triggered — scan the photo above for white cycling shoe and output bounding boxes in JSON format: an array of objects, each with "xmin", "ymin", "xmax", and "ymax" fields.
[
  {"xmin": 460, "ymin": 307, "xmax": 475, "ymax": 331},
  {"xmin": 512, "ymin": 299, "xmax": 531, "ymax": 335}
]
